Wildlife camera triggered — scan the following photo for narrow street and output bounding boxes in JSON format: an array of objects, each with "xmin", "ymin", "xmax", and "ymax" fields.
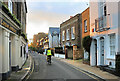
[{"xmin": 27, "ymin": 52, "xmax": 100, "ymax": 81}]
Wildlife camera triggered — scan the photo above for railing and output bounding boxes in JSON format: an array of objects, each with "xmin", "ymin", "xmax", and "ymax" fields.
[{"xmin": 95, "ymin": 15, "xmax": 110, "ymax": 32}]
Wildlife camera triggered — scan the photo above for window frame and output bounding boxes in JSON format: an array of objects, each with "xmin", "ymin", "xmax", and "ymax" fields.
[
  {"xmin": 66, "ymin": 29, "xmax": 70, "ymax": 40},
  {"xmin": 8, "ymin": 0, "xmax": 13, "ymax": 14},
  {"xmin": 84, "ymin": 20, "xmax": 87, "ymax": 33},
  {"xmin": 62, "ymin": 30, "xmax": 65, "ymax": 41},
  {"xmin": 71, "ymin": 27, "xmax": 75, "ymax": 40},
  {"xmin": 109, "ymin": 34, "xmax": 115, "ymax": 56}
]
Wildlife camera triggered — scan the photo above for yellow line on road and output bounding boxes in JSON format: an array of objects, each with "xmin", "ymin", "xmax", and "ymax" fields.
[
  {"xmin": 25, "ymin": 56, "xmax": 35, "ymax": 81},
  {"xmin": 69, "ymin": 64, "xmax": 100, "ymax": 81}
]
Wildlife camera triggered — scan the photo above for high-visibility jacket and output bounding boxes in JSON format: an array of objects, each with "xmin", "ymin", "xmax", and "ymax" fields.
[{"xmin": 47, "ymin": 50, "xmax": 52, "ymax": 56}]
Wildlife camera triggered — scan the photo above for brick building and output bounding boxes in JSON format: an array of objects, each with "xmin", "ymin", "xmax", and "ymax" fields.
[
  {"xmin": 33, "ymin": 32, "xmax": 48, "ymax": 48},
  {"xmin": 82, "ymin": 8, "xmax": 90, "ymax": 39},
  {"xmin": 81, "ymin": 8, "xmax": 90, "ymax": 60},
  {"xmin": 0, "ymin": 0, "xmax": 27, "ymax": 80},
  {"xmin": 43, "ymin": 36, "xmax": 49, "ymax": 49},
  {"xmin": 60, "ymin": 14, "xmax": 83, "ymax": 59}
]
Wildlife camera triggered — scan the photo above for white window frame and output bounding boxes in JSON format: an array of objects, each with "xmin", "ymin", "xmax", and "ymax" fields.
[
  {"xmin": 99, "ymin": 0, "xmax": 107, "ymax": 28},
  {"xmin": 71, "ymin": 27, "xmax": 75, "ymax": 39},
  {"xmin": 62, "ymin": 30, "xmax": 65, "ymax": 41},
  {"xmin": 99, "ymin": 0, "xmax": 106, "ymax": 17},
  {"xmin": 84, "ymin": 20, "xmax": 87, "ymax": 32},
  {"xmin": 8, "ymin": 0, "xmax": 13, "ymax": 14},
  {"xmin": 66, "ymin": 29, "xmax": 70, "ymax": 40},
  {"xmin": 109, "ymin": 34, "xmax": 115, "ymax": 56}
]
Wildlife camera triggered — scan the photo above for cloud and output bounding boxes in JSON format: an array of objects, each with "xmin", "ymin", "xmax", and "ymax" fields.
[
  {"xmin": 26, "ymin": 11, "xmax": 70, "ymax": 39},
  {"xmin": 26, "ymin": 0, "xmax": 89, "ymax": 2}
]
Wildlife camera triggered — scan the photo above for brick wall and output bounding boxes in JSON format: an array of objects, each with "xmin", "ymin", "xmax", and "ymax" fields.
[
  {"xmin": 60, "ymin": 14, "xmax": 82, "ymax": 48},
  {"xmin": 82, "ymin": 8, "xmax": 90, "ymax": 39}
]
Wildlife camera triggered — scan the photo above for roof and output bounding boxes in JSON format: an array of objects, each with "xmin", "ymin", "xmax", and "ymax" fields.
[
  {"xmin": 48, "ymin": 27, "xmax": 60, "ymax": 35},
  {"xmin": 60, "ymin": 14, "xmax": 81, "ymax": 26}
]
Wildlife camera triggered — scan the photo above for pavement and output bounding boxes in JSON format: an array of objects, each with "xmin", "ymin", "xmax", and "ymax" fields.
[
  {"xmin": 4, "ymin": 52, "xmax": 120, "ymax": 81},
  {"xmin": 4, "ymin": 54, "xmax": 33, "ymax": 81},
  {"xmin": 57, "ymin": 58, "xmax": 120, "ymax": 81}
]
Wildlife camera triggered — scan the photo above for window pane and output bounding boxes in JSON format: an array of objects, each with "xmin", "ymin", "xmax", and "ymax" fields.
[
  {"xmin": 84, "ymin": 20, "xmax": 87, "ymax": 32},
  {"xmin": 71, "ymin": 27, "xmax": 75, "ymax": 39},
  {"xmin": 110, "ymin": 34, "xmax": 115, "ymax": 55}
]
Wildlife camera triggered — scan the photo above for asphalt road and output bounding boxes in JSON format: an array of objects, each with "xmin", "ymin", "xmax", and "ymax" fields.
[{"xmin": 27, "ymin": 52, "xmax": 100, "ymax": 81}]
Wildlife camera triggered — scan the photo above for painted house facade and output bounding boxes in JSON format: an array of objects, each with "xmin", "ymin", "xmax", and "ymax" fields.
[
  {"xmin": 90, "ymin": 0, "xmax": 120, "ymax": 68},
  {"xmin": 0, "ymin": 0, "xmax": 27, "ymax": 80},
  {"xmin": 48, "ymin": 27, "xmax": 60, "ymax": 48}
]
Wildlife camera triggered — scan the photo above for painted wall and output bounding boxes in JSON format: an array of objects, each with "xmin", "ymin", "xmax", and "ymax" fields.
[
  {"xmin": 118, "ymin": 1, "xmax": 120, "ymax": 53},
  {"xmin": 11, "ymin": 35, "xmax": 19, "ymax": 67},
  {"xmin": 90, "ymin": 1, "xmax": 119, "ymax": 68},
  {"xmin": 54, "ymin": 54, "xmax": 65, "ymax": 59},
  {"xmin": 2, "ymin": 30, "xmax": 10, "ymax": 73},
  {"xmin": 0, "ymin": 28, "xmax": 2, "ymax": 73},
  {"xmin": 49, "ymin": 33, "xmax": 59, "ymax": 48}
]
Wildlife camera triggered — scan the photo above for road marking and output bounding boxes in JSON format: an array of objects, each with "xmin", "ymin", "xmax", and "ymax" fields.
[
  {"xmin": 53, "ymin": 57, "xmax": 100, "ymax": 81},
  {"xmin": 25, "ymin": 57, "xmax": 35, "ymax": 81},
  {"xmin": 67, "ymin": 64, "xmax": 100, "ymax": 81}
]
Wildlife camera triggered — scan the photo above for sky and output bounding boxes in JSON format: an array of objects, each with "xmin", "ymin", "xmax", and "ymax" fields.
[{"xmin": 26, "ymin": 0, "xmax": 89, "ymax": 39}]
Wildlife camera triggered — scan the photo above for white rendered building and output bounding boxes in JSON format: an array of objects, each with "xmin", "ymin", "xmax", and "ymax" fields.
[{"xmin": 90, "ymin": 0, "xmax": 120, "ymax": 68}]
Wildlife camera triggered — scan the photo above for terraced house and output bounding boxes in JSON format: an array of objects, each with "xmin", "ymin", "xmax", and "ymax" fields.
[
  {"xmin": 60, "ymin": 14, "xmax": 83, "ymax": 60},
  {"xmin": 0, "ymin": 0, "xmax": 27, "ymax": 80},
  {"xmin": 90, "ymin": 0, "xmax": 120, "ymax": 71}
]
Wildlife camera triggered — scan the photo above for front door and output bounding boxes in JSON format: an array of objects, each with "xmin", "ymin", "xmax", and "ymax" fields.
[
  {"xmin": 100, "ymin": 38, "xmax": 104, "ymax": 65},
  {"xmin": 94, "ymin": 39, "xmax": 97, "ymax": 66},
  {"xmin": 9, "ymin": 40, "xmax": 11, "ymax": 72}
]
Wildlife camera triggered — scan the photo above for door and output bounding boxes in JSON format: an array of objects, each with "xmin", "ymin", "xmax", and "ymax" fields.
[
  {"xmin": 94, "ymin": 39, "xmax": 97, "ymax": 66},
  {"xmin": 100, "ymin": 37, "xmax": 104, "ymax": 65},
  {"xmin": 9, "ymin": 40, "xmax": 11, "ymax": 72}
]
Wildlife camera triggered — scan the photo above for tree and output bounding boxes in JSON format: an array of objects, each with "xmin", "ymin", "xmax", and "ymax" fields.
[{"xmin": 82, "ymin": 36, "xmax": 92, "ymax": 61}]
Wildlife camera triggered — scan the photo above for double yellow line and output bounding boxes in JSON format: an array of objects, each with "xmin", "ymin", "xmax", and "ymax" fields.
[
  {"xmin": 25, "ymin": 56, "xmax": 35, "ymax": 81},
  {"xmin": 67, "ymin": 64, "xmax": 100, "ymax": 81}
]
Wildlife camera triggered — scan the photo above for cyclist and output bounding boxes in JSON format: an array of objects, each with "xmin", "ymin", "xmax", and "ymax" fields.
[{"xmin": 46, "ymin": 48, "xmax": 52, "ymax": 63}]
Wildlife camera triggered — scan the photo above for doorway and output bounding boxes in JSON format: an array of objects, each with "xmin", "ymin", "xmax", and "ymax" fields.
[
  {"xmin": 9, "ymin": 35, "xmax": 12, "ymax": 72},
  {"xmin": 94, "ymin": 39, "xmax": 97, "ymax": 66},
  {"xmin": 9, "ymin": 40, "xmax": 11, "ymax": 72},
  {"xmin": 100, "ymin": 37, "xmax": 104, "ymax": 65}
]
